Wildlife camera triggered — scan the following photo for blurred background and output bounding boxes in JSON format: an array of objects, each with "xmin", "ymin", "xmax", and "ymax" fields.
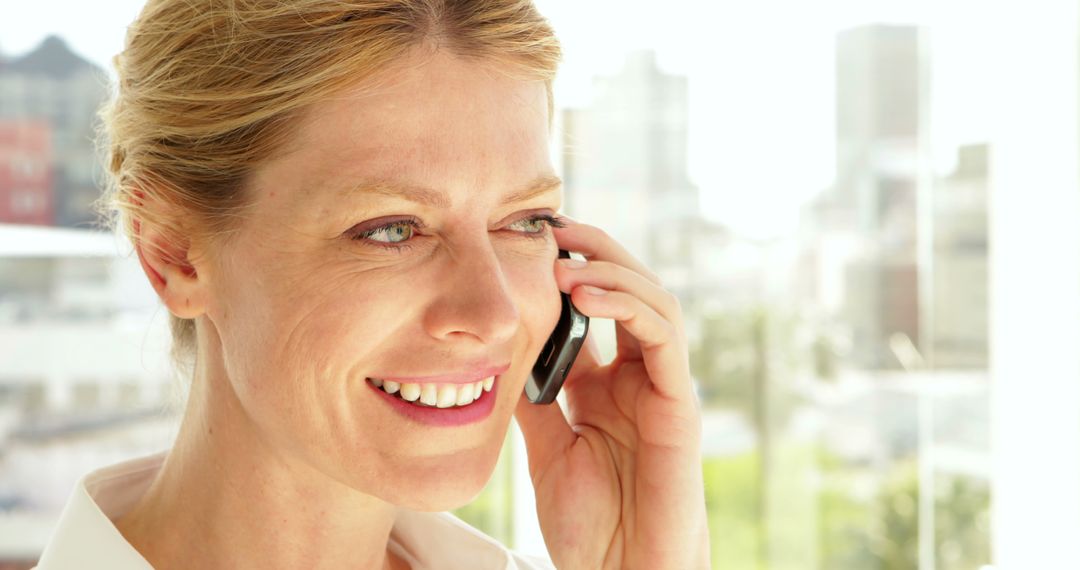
[{"xmin": 2, "ymin": 1, "xmax": 1079, "ymax": 569}]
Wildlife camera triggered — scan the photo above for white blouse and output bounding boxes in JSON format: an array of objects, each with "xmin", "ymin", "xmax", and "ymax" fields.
[{"xmin": 32, "ymin": 450, "xmax": 555, "ymax": 570}]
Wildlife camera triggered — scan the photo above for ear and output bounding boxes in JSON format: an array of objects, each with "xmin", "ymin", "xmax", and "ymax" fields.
[{"xmin": 132, "ymin": 213, "xmax": 210, "ymax": 320}]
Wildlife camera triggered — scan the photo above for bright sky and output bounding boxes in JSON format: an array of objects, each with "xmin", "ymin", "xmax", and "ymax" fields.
[{"xmin": 2, "ymin": 0, "xmax": 1001, "ymax": 238}]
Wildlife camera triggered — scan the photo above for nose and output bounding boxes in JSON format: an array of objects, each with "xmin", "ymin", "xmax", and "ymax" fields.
[{"xmin": 421, "ymin": 244, "xmax": 521, "ymax": 346}]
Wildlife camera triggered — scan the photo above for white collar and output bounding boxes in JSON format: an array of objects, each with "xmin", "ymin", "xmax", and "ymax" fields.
[{"xmin": 34, "ymin": 450, "xmax": 552, "ymax": 570}]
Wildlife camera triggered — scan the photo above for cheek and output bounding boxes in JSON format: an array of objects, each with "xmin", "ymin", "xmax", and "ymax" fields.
[
  {"xmin": 261, "ymin": 268, "xmax": 400, "ymax": 372},
  {"xmin": 211, "ymin": 255, "xmax": 385, "ymax": 394},
  {"xmin": 211, "ymin": 264, "xmax": 407, "ymax": 457},
  {"xmin": 506, "ymin": 256, "xmax": 563, "ymax": 349}
]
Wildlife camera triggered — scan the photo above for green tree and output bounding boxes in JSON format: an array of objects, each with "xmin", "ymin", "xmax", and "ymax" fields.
[
  {"xmin": 692, "ymin": 305, "xmax": 817, "ymax": 569},
  {"xmin": 816, "ymin": 453, "xmax": 991, "ymax": 570},
  {"xmin": 933, "ymin": 474, "xmax": 991, "ymax": 569}
]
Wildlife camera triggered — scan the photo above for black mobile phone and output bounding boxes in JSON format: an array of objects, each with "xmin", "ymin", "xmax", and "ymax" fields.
[{"xmin": 525, "ymin": 249, "xmax": 590, "ymax": 405}]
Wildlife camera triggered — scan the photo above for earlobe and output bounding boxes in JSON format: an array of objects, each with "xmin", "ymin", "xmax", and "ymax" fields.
[{"xmin": 133, "ymin": 217, "xmax": 208, "ymax": 320}]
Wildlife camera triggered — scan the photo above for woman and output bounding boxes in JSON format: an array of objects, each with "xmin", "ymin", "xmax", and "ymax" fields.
[{"xmin": 33, "ymin": 1, "xmax": 711, "ymax": 568}]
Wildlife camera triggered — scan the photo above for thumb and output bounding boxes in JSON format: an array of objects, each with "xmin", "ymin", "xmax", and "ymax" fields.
[{"xmin": 513, "ymin": 390, "xmax": 575, "ymax": 482}]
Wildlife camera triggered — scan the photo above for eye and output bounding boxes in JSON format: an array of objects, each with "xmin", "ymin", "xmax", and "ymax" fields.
[
  {"xmin": 508, "ymin": 213, "xmax": 568, "ymax": 237},
  {"xmin": 348, "ymin": 216, "xmax": 423, "ymax": 253},
  {"xmin": 348, "ymin": 213, "xmax": 567, "ymax": 253}
]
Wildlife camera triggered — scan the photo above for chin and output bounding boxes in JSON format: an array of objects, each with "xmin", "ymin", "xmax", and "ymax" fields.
[
  {"xmin": 393, "ymin": 487, "xmax": 485, "ymax": 512},
  {"xmin": 377, "ymin": 444, "xmax": 504, "ymax": 512}
]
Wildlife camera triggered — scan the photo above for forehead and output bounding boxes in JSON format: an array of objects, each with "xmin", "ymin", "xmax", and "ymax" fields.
[{"xmin": 269, "ymin": 50, "xmax": 552, "ymax": 208}]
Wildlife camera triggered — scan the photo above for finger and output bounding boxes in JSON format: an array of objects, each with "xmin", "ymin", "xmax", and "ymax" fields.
[
  {"xmin": 513, "ymin": 390, "xmax": 575, "ymax": 483},
  {"xmin": 567, "ymin": 285, "xmax": 690, "ymax": 401},
  {"xmin": 552, "ymin": 218, "xmax": 662, "ymax": 286},
  {"xmin": 556, "ymin": 257, "xmax": 684, "ymax": 363},
  {"xmin": 555, "ymin": 258, "xmax": 683, "ymax": 325}
]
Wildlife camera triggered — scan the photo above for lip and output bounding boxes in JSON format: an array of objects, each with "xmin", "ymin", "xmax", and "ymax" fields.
[
  {"xmin": 367, "ymin": 363, "xmax": 510, "ymax": 385},
  {"xmin": 367, "ymin": 375, "xmax": 500, "ymax": 427}
]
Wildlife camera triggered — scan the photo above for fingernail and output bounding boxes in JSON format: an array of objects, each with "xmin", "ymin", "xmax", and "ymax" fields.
[
  {"xmin": 558, "ymin": 258, "xmax": 587, "ymax": 269},
  {"xmin": 582, "ymin": 285, "xmax": 607, "ymax": 295}
]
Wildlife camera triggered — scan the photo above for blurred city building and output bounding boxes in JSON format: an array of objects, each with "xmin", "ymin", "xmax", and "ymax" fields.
[
  {"xmin": 788, "ymin": 25, "xmax": 992, "ymax": 570},
  {"xmin": 0, "ymin": 35, "xmax": 109, "ymax": 229},
  {"xmin": 931, "ymin": 143, "xmax": 989, "ymax": 369},
  {"xmin": 0, "ymin": 121, "xmax": 52, "ymax": 225},
  {"xmin": 800, "ymin": 24, "xmax": 930, "ymax": 371},
  {"xmin": 0, "ymin": 223, "xmax": 175, "ymax": 565}
]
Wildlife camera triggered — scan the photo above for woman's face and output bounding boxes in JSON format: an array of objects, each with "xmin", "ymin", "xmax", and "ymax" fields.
[{"xmin": 201, "ymin": 50, "xmax": 563, "ymax": 509}]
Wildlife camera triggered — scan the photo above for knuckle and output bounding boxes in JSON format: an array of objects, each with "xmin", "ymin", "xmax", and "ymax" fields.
[{"xmin": 663, "ymin": 290, "xmax": 682, "ymax": 314}]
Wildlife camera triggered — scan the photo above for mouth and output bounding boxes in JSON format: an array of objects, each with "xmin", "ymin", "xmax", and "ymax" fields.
[
  {"xmin": 366, "ymin": 376, "xmax": 495, "ymax": 408},
  {"xmin": 365, "ymin": 375, "xmax": 500, "ymax": 427}
]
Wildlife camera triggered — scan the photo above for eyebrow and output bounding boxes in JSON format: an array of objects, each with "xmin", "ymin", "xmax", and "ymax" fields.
[{"xmin": 340, "ymin": 174, "xmax": 563, "ymax": 208}]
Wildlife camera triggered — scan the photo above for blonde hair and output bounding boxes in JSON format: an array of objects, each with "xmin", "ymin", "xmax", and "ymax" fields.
[{"xmin": 94, "ymin": 0, "xmax": 561, "ymax": 379}]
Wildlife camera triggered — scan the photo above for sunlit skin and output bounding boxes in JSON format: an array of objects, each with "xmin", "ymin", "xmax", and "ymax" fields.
[{"xmin": 116, "ymin": 45, "xmax": 710, "ymax": 570}]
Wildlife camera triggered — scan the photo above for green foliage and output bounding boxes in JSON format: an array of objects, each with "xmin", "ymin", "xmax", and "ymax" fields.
[
  {"xmin": 690, "ymin": 310, "xmax": 758, "ymax": 412},
  {"xmin": 689, "ymin": 306, "xmax": 819, "ymax": 420},
  {"xmin": 704, "ymin": 452, "xmax": 761, "ymax": 569},
  {"xmin": 871, "ymin": 459, "xmax": 920, "ymax": 569},
  {"xmin": 933, "ymin": 473, "xmax": 991, "ymax": 569},
  {"xmin": 810, "ymin": 332, "xmax": 841, "ymax": 382},
  {"xmin": 704, "ymin": 445, "xmax": 991, "ymax": 570}
]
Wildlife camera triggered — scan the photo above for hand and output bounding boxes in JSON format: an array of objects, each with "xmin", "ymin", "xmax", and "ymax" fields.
[{"xmin": 513, "ymin": 217, "xmax": 711, "ymax": 570}]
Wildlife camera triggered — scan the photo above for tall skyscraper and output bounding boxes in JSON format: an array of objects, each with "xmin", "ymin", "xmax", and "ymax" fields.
[
  {"xmin": 0, "ymin": 35, "xmax": 109, "ymax": 228},
  {"xmin": 835, "ymin": 25, "xmax": 928, "ymax": 244},
  {"xmin": 931, "ymin": 143, "xmax": 989, "ymax": 369},
  {"xmin": 833, "ymin": 25, "xmax": 930, "ymax": 369}
]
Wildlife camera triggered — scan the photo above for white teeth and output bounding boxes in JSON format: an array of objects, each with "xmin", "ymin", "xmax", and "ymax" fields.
[
  {"xmin": 369, "ymin": 376, "xmax": 497, "ymax": 408},
  {"xmin": 436, "ymin": 384, "xmax": 458, "ymax": 408},
  {"xmin": 400, "ymin": 383, "xmax": 421, "ymax": 402},
  {"xmin": 456, "ymin": 383, "xmax": 474, "ymax": 405},
  {"xmin": 420, "ymin": 383, "xmax": 438, "ymax": 406}
]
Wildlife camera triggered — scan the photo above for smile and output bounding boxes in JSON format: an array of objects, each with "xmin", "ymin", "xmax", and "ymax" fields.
[
  {"xmin": 367, "ymin": 376, "xmax": 495, "ymax": 408},
  {"xmin": 365, "ymin": 376, "xmax": 500, "ymax": 427}
]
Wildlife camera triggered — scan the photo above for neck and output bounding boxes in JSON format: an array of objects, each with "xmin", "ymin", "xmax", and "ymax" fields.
[{"xmin": 114, "ymin": 319, "xmax": 406, "ymax": 570}]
